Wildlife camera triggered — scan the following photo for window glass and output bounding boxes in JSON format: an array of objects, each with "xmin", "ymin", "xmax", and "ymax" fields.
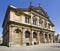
[
  {"xmin": 33, "ymin": 17, "xmax": 37, "ymax": 25},
  {"xmin": 25, "ymin": 17, "xmax": 30, "ymax": 23},
  {"xmin": 25, "ymin": 31, "xmax": 30, "ymax": 38},
  {"xmin": 33, "ymin": 32, "xmax": 37, "ymax": 38}
]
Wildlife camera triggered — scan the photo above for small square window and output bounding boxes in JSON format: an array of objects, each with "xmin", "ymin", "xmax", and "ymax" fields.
[
  {"xmin": 34, "ymin": 42, "xmax": 36, "ymax": 45},
  {"xmin": 26, "ymin": 43, "xmax": 29, "ymax": 46}
]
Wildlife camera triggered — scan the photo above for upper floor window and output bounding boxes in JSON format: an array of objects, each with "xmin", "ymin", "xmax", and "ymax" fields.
[
  {"xmin": 25, "ymin": 17, "xmax": 30, "ymax": 23},
  {"xmin": 48, "ymin": 24, "xmax": 50, "ymax": 29},
  {"xmin": 33, "ymin": 17, "xmax": 37, "ymax": 25},
  {"xmin": 44, "ymin": 21, "xmax": 47, "ymax": 28},
  {"xmin": 39, "ymin": 19, "xmax": 43, "ymax": 26}
]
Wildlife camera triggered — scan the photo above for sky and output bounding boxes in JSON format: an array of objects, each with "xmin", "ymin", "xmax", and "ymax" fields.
[{"xmin": 0, "ymin": 0, "xmax": 60, "ymax": 37}]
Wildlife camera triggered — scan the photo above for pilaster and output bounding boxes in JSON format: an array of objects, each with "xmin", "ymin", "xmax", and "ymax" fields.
[
  {"xmin": 37, "ymin": 32, "xmax": 40, "ymax": 44},
  {"xmin": 30, "ymin": 30, "xmax": 33, "ymax": 45},
  {"xmin": 43, "ymin": 32, "xmax": 45, "ymax": 43},
  {"xmin": 22, "ymin": 28, "xmax": 25, "ymax": 45},
  {"xmin": 50, "ymin": 34, "xmax": 54, "ymax": 43},
  {"xmin": 9, "ymin": 25, "xmax": 13, "ymax": 46},
  {"xmin": 47, "ymin": 34, "xmax": 49, "ymax": 43}
]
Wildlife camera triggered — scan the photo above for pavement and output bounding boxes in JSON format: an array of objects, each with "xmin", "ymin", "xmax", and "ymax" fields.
[{"xmin": 0, "ymin": 43, "xmax": 60, "ymax": 51}]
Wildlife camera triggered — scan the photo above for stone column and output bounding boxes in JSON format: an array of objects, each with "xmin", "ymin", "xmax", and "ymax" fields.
[
  {"xmin": 37, "ymin": 17, "xmax": 39, "ymax": 26},
  {"xmin": 37, "ymin": 32, "xmax": 40, "ymax": 44},
  {"xmin": 47, "ymin": 34, "xmax": 49, "ymax": 43},
  {"xmin": 30, "ymin": 12, "xmax": 33, "ymax": 25},
  {"xmin": 22, "ymin": 28, "xmax": 25, "ymax": 46},
  {"xmin": 9, "ymin": 25, "xmax": 13, "ymax": 46},
  {"xmin": 50, "ymin": 34, "xmax": 53, "ymax": 43},
  {"xmin": 43, "ymin": 32, "xmax": 45, "ymax": 43},
  {"xmin": 53, "ymin": 33, "xmax": 55, "ymax": 43},
  {"xmin": 30, "ymin": 30, "xmax": 33, "ymax": 45}
]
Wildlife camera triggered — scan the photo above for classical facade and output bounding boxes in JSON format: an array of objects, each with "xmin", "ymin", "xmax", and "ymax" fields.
[{"xmin": 2, "ymin": 4, "xmax": 55, "ymax": 46}]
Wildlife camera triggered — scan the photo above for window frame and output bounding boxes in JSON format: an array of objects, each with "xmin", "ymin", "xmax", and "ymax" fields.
[
  {"xmin": 25, "ymin": 17, "xmax": 30, "ymax": 23},
  {"xmin": 33, "ymin": 17, "xmax": 37, "ymax": 25},
  {"xmin": 39, "ymin": 19, "xmax": 43, "ymax": 26},
  {"xmin": 44, "ymin": 22, "xmax": 47, "ymax": 28},
  {"xmin": 48, "ymin": 24, "xmax": 50, "ymax": 29},
  {"xmin": 25, "ymin": 31, "xmax": 30, "ymax": 38},
  {"xmin": 33, "ymin": 32, "xmax": 37, "ymax": 38}
]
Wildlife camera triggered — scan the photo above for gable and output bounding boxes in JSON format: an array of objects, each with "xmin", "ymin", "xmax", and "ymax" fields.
[{"xmin": 29, "ymin": 6, "xmax": 49, "ymax": 19}]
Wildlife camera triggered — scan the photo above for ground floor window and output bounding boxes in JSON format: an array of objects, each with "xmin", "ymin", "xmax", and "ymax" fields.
[
  {"xmin": 34, "ymin": 42, "xmax": 37, "ymax": 45},
  {"xmin": 25, "ymin": 31, "xmax": 30, "ymax": 38},
  {"xmin": 26, "ymin": 43, "xmax": 29, "ymax": 46},
  {"xmin": 33, "ymin": 32, "xmax": 37, "ymax": 38}
]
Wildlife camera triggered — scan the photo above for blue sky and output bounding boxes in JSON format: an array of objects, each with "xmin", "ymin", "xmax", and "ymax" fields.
[{"xmin": 0, "ymin": 0, "xmax": 60, "ymax": 36}]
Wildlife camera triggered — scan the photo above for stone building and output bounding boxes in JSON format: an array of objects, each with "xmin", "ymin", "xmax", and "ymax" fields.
[
  {"xmin": 0, "ymin": 36, "xmax": 2, "ymax": 44},
  {"xmin": 55, "ymin": 34, "xmax": 60, "ymax": 43},
  {"xmin": 2, "ymin": 3, "xmax": 55, "ymax": 46}
]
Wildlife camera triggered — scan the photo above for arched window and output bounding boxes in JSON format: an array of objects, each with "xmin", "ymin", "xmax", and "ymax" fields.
[
  {"xmin": 45, "ymin": 34, "xmax": 47, "ymax": 38},
  {"xmin": 15, "ymin": 29, "xmax": 21, "ymax": 33},
  {"xmin": 40, "ymin": 31, "xmax": 43, "ymax": 36},
  {"xmin": 14, "ymin": 29, "xmax": 21, "ymax": 38},
  {"xmin": 33, "ymin": 32, "xmax": 37, "ymax": 38},
  {"xmin": 25, "ymin": 31, "xmax": 30, "ymax": 38}
]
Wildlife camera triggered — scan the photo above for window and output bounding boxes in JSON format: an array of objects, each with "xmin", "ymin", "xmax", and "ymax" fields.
[
  {"xmin": 34, "ymin": 42, "xmax": 37, "ymax": 45},
  {"xmin": 45, "ymin": 34, "xmax": 47, "ymax": 38},
  {"xmin": 48, "ymin": 24, "xmax": 50, "ymax": 29},
  {"xmin": 39, "ymin": 22, "xmax": 42, "ymax": 26},
  {"xmin": 14, "ymin": 29, "xmax": 21, "ymax": 38},
  {"xmin": 25, "ymin": 17, "xmax": 30, "ymax": 23},
  {"xmin": 15, "ymin": 29, "xmax": 21, "ymax": 33},
  {"xmin": 33, "ymin": 17, "xmax": 37, "ymax": 25},
  {"xmin": 40, "ymin": 31, "xmax": 43, "ymax": 36},
  {"xmin": 26, "ymin": 43, "xmax": 29, "ymax": 46},
  {"xmin": 33, "ymin": 32, "xmax": 37, "ymax": 38},
  {"xmin": 39, "ymin": 19, "xmax": 43, "ymax": 26},
  {"xmin": 44, "ymin": 21, "xmax": 47, "ymax": 28},
  {"xmin": 33, "ymin": 19, "xmax": 36, "ymax": 25},
  {"xmin": 25, "ymin": 31, "xmax": 30, "ymax": 38}
]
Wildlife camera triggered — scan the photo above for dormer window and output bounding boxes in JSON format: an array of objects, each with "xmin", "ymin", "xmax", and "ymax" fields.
[{"xmin": 25, "ymin": 17, "xmax": 30, "ymax": 23}]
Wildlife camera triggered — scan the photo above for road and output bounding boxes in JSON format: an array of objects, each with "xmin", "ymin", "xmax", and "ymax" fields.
[{"xmin": 0, "ymin": 43, "xmax": 60, "ymax": 51}]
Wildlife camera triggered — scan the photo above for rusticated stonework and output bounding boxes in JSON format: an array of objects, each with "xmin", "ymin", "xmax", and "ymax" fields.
[{"xmin": 2, "ymin": 4, "xmax": 55, "ymax": 46}]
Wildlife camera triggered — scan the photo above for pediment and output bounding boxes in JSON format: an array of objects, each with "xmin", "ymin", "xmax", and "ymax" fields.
[
  {"xmin": 30, "ymin": 6, "xmax": 49, "ymax": 19},
  {"xmin": 36, "ymin": 9, "xmax": 45, "ymax": 15}
]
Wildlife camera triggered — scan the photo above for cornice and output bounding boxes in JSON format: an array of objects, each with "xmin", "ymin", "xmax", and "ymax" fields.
[{"xmin": 8, "ymin": 21, "xmax": 54, "ymax": 32}]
